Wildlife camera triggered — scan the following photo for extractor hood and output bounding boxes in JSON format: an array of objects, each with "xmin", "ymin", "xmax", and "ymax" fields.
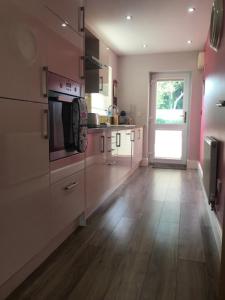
[{"xmin": 85, "ymin": 55, "xmax": 107, "ymax": 70}]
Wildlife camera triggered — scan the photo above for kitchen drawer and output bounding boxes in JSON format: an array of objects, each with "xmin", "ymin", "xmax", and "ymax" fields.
[{"xmin": 51, "ymin": 170, "xmax": 85, "ymax": 234}]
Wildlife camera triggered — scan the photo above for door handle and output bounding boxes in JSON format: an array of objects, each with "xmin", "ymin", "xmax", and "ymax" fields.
[
  {"xmin": 184, "ymin": 111, "xmax": 187, "ymax": 123},
  {"xmin": 79, "ymin": 7, "xmax": 85, "ymax": 32},
  {"xmin": 42, "ymin": 66, "xmax": 48, "ymax": 97},
  {"xmin": 99, "ymin": 76, "xmax": 103, "ymax": 91},
  {"xmin": 79, "ymin": 56, "xmax": 85, "ymax": 80}
]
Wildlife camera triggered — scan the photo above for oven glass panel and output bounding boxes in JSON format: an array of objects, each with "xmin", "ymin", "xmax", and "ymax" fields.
[{"xmin": 49, "ymin": 98, "xmax": 79, "ymax": 160}]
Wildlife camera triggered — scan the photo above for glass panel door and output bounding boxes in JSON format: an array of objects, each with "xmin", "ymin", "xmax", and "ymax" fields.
[{"xmin": 150, "ymin": 73, "xmax": 190, "ymax": 165}]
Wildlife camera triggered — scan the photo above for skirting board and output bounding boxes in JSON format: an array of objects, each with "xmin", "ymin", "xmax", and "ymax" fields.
[
  {"xmin": 187, "ymin": 160, "xmax": 199, "ymax": 169},
  {"xmin": 198, "ymin": 162, "xmax": 222, "ymax": 259}
]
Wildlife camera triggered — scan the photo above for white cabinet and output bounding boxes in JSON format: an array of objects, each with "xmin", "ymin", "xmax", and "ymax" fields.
[
  {"xmin": 44, "ymin": 0, "xmax": 84, "ymax": 35},
  {"xmin": 51, "ymin": 170, "xmax": 85, "ymax": 235},
  {"xmin": 0, "ymin": 99, "xmax": 51, "ymax": 286},
  {"xmin": 0, "ymin": 0, "xmax": 85, "ymax": 103},
  {"xmin": 132, "ymin": 127, "xmax": 143, "ymax": 168},
  {"xmin": 85, "ymin": 131, "xmax": 106, "ymax": 216},
  {"xmin": 117, "ymin": 129, "xmax": 133, "ymax": 169},
  {"xmin": 0, "ymin": 1, "xmax": 48, "ymax": 103}
]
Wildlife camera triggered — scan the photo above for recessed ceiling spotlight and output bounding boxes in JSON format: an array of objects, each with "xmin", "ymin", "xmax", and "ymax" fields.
[
  {"xmin": 188, "ymin": 7, "xmax": 196, "ymax": 13},
  {"xmin": 187, "ymin": 40, "xmax": 192, "ymax": 44},
  {"xmin": 61, "ymin": 21, "xmax": 69, "ymax": 27},
  {"xmin": 126, "ymin": 15, "xmax": 132, "ymax": 20},
  {"xmin": 106, "ymin": 47, "xmax": 110, "ymax": 51},
  {"xmin": 143, "ymin": 44, "xmax": 148, "ymax": 48}
]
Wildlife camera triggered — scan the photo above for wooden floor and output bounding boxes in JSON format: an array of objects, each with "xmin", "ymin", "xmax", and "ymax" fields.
[{"xmin": 8, "ymin": 167, "xmax": 220, "ymax": 300}]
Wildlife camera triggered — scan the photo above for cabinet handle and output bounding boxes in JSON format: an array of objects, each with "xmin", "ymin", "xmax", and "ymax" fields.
[
  {"xmin": 42, "ymin": 109, "xmax": 49, "ymax": 139},
  {"xmin": 64, "ymin": 182, "xmax": 79, "ymax": 191},
  {"xmin": 99, "ymin": 76, "xmax": 103, "ymax": 91},
  {"xmin": 116, "ymin": 133, "xmax": 121, "ymax": 147},
  {"xmin": 131, "ymin": 131, "xmax": 135, "ymax": 142},
  {"xmin": 79, "ymin": 7, "xmax": 85, "ymax": 32},
  {"xmin": 79, "ymin": 56, "xmax": 85, "ymax": 79},
  {"xmin": 100, "ymin": 135, "xmax": 105, "ymax": 153},
  {"xmin": 42, "ymin": 66, "xmax": 48, "ymax": 97}
]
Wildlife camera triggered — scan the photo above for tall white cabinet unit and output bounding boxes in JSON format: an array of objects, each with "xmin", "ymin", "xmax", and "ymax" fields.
[{"xmin": 0, "ymin": 0, "xmax": 85, "ymax": 296}]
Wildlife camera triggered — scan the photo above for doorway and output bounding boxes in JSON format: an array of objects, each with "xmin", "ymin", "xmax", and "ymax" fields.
[{"xmin": 149, "ymin": 72, "xmax": 190, "ymax": 167}]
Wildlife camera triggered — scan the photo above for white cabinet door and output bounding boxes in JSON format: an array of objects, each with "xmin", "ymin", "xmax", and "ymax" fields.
[
  {"xmin": 0, "ymin": 99, "xmax": 51, "ymax": 286},
  {"xmin": 44, "ymin": 0, "xmax": 84, "ymax": 35},
  {"xmin": 45, "ymin": 22, "xmax": 84, "ymax": 86},
  {"xmin": 51, "ymin": 170, "xmax": 85, "ymax": 235},
  {"xmin": 0, "ymin": 1, "xmax": 48, "ymax": 103},
  {"xmin": 85, "ymin": 132, "xmax": 106, "ymax": 216},
  {"xmin": 132, "ymin": 128, "xmax": 143, "ymax": 168},
  {"xmin": 117, "ymin": 130, "xmax": 132, "ymax": 169}
]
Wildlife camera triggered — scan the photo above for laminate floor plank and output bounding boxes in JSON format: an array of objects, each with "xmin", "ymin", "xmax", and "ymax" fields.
[
  {"xmin": 140, "ymin": 222, "xmax": 179, "ymax": 300},
  {"xmin": 176, "ymin": 259, "xmax": 209, "ymax": 300},
  {"xmin": 7, "ymin": 168, "xmax": 219, "ymax": 300}
]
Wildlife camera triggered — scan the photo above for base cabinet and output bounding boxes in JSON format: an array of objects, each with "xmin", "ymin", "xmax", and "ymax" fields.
[
  {"xmin": 85, "ymin": 131, "xmax": 106, "ymax": 216},
  {"xmin": 132, "ymin": 127, "xmax": 143, "ymax": 168},
  {"xmin": 85, "ymin": 127, "xmax": 143, "ymax": 217},
  {"xmin": 0, "ymin": 99, "xmax": 51, "ymax": 286},
  {"xmin": 50, "ymin": 170, "xmax": 85, "ymax": 235}
]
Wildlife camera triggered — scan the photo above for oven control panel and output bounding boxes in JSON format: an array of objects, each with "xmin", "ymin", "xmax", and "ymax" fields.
[{"xmin": 48, "ymin": 71, "xmax": 81, "ymax": 97}]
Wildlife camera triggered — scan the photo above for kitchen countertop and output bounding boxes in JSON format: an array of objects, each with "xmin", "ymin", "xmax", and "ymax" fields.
[{"xmin": 87, "ymin": 125, "xmax": 141, "ymax": 134}]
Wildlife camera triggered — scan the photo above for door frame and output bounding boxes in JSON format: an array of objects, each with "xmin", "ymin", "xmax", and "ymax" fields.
[{"xmin": 149, "ymin": 71, "xmax": 191, "ymax": 166}]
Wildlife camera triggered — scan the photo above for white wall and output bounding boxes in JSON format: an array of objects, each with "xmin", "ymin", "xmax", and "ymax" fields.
[{"xmin": 118, "ymin": 51, "xmax": 203, "ymax": 164}]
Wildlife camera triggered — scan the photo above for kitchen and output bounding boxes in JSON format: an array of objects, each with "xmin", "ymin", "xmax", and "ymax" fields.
[{"xmin": 0, "ymin": 0, "xmax": 225, "ymax": 299}]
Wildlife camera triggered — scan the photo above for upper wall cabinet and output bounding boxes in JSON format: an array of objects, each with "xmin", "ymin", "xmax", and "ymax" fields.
[
  {"xmin": 0, "ymin": 0, "xmax": 85, "ymax": 102},
  {"xmin": 43, "ymin": 0, "xmax": 84, "ymax": 35},
  {"xmin": 0, "ymin": 1, "xmax": 48, "ymax": 103}
]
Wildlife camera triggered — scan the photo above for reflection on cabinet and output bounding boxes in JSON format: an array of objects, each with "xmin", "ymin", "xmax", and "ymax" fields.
[
  {"xmin": 99, "ymin": 41, "xmax": 109, "ymax": 96},
  {"xmin": 0, "ymin": 99, "xmax": 51, "ymax": 286}
]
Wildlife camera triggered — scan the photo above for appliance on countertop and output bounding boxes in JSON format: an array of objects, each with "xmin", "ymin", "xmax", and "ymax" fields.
[
  {"xmin": 48, "ymin": 71, "xmax": 88, "ymax": 161},
  {"xmin": 87, "ymin": 112, "xmax": 100, "ymax": 128}
]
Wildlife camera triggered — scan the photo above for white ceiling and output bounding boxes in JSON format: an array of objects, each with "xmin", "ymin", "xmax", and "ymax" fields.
[{"xmin": 85, "ymin": 0, "xmax": 213, "ymax": 55}]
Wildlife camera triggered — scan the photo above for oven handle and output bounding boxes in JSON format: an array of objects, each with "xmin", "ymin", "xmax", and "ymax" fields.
[{"xmin": 42, "ymin": 109, "xmax": 49, "ymax": 139}]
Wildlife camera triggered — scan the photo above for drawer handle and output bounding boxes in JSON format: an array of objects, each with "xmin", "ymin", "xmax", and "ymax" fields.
[{"xmin": 64, "ymin": 182, "xmax": 79, "ymax": 191}]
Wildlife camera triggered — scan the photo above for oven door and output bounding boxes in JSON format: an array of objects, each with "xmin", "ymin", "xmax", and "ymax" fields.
[{"xmin": 49, "ymin": 97, "xmax": 79, "ymax": 161}]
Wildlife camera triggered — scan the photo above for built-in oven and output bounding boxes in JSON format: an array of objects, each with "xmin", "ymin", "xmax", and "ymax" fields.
[{"xmin": 48, "ymin": 71, "xmax": 88, "ymax": 161}]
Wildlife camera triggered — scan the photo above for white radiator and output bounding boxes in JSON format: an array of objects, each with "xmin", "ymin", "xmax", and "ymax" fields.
[{"xmin": 203, "ymin": 137, "xmax": 218, "ymax": 210}]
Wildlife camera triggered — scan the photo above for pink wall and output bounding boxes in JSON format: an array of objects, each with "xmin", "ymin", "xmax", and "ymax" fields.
[{"xmin": 201, "ymin": 7, "xmax": 225, "ymax": 226}]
